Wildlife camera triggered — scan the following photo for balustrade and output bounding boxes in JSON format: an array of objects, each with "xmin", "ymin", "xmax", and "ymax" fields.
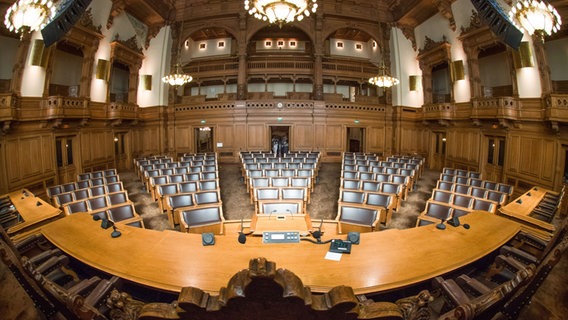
[
  {"xmin": 545, "ymin": 94, "xmax": 568, "ymax": 123},
  {"xmin": 423, "ymin": 103, "xmax": 455, "ymax": 121},
  {"xmin": 42, "ymin": 96, "xmax": 89, "ymax": 119},
  {"xmin": 471, "ymin": 97, "xmax": 519, "ymax": 120}
]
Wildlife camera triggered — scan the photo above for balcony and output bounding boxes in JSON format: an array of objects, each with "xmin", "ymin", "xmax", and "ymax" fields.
[
  {"xmin": 107, "ymin": 102, "xmax": 138, "ymax": 120},
  {"xmin": 471, "ymin": 97, "xmax": 520, "ymax": 121},
  {"xmin": 545, "ymin": 94, "xmax": 568, "ymax": 124},
  {"xmin": 42, "ymin": 96, "xmax": 89, "ymax": 120},
  {"xmin": 423, "ymin": 103, "xmax": 455, "ymax": 121},
  {"xmin": 0, "ymin": 93, "xmax": 18, "ymax": 121}
]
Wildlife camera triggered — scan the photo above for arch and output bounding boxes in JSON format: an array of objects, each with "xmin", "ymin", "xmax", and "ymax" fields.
[
  {"xmin": 322, "ymin": 24, "xmax": 381, "ymax": 48},
  {"xmin": 246, "ymin": 19, "xmax": 315, "ymax": 45}
]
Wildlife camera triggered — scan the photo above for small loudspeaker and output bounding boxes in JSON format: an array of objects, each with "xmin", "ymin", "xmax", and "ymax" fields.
[
  {"xmin": 96, "ymin": 59, "xmax": 110, "ymax": 81},
  {"xmin": 513, "ymin": 41, "xmax": 534, "ymax": 69},
  {"xmin": 28, "ymin": 40, "xmax": 50, "ymax": 67},
  {"xmin": 409, "ymin": 75, "xmax": 419, "ymax": 91},
  {"xmin": 41, "ymin": 0, "xmax": 93, "ymax": 47},
  {"xmin": 347, "ymin": 232, "xmax": 360, "ymax": 244},
  {"xmin": 202, "ymin": 233, "xmax": 215, "ymax": 246},
  {"xmin": 141, "ymin": 75, "xmax": 152, "ymax": 91},
  {"xmin": 451, "ymin": 60, "xmax": 465, "ymax": 81}
]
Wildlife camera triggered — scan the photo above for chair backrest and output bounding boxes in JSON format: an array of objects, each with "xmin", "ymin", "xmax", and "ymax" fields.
[
  {"xmin": 468, "ymin": 171, "xmax": 481, "ymax": 179},
  {"xmin": 194, "ymin": 191, "xmax": 220, "ymax": 205},
  {"xmin": 366, "ymin": 193, "xmax": 393, "ymax": 207},
  {"xmin": 453, "ymin": 194, "xmax": 473, "ymax": 209},
  {"xmin": 291, "ymin": 177, "xmax": 309, "ymax": 188},
  {"xmin": 362, "ymin": 181, "xmax": 380, "ymax": 192},
  {"xmin": 179, "ymin": 181, "xmax": 198, "ymax": 193},
  {"xmin": 104, "ymin": 175, "xmax": 119, "ymax": 184},
  {"xmin": 62, "ymin": 183, "xmax": 76, "ymax": 192},
  {"xmin": 281, "ymin": 188, "xmax": 306, "ymax": 201},
  {"xmin": 160, "ymin": 168, "xmax": 174, "ymax": 176},
  {"xmin": 251, "ymin": 178, "xmax": 269, "ymax": 188},
  {"xmin": 425, "ymin": 202, "xmax": 453, "ymax": 220},
  {"xmin": 201, "ymin": 172, "xmax": 217, "ymax": 180},
  {"xmin": 77, "ymin": 173, "xmax": 91, "ymax": 181},
  {"xmin": 440, "ymin": 174, "xmax": 455, "ymax": 182},
  {"xmin": 453, "ymin": 208, "xmax": 470, "ymax": 218},
  {"xmin": 73, "ymin": 189, "xmax": 90, "ymax": 201},
  {"xmin": 90, "ymin": 178, "xmax": 105, "ymax": 187},
  {"xmin": 54, "ymin": 192, "xmax": 74, "ymax": 207},
  {"xmin": 64, "ymin": 201, "xmax": 89, "ymax": 215},
  {"xmin": 89, "ymin": 186, "xmax": 106, "ymax": 197},
  {"xmin": 106, "ymin": 192, "xmax": 129, "ymax": 206},
  {"xmin": 339, "ymin": 206, "xmax": 378, "ymax": 226},
  {"xmin": 343, "ymin": 171, "xmax": 358, "ymax": 179},
  {"xmin": 105, "ymin": 182, "xmax": 124, "ymax": 193},
  {"xmin": 437, "ymin": 181, "xmax": 454, "ymax": 191},
  {"xmin": 469, "ymin": 178, "xmax": 483, "ymax": 187},
  {"xmin": 498, "ymin": 184, "xmax": 513, "ymax": 195},
  {"xmin": 199, "ymin": 180, "xmax": 218, "ymax": 191},
  {"xmin": 180, "ymin": 206, "xmax": 222, "ymax": 227},
  {"xmin": 483, "ymin": 181, "xmax": 497, "ymax": 190},
  {"xmin": 75, "ymin": 180, "xmax": 91, "ymax": 189},
  {"xmin": 340, "ymin": 190, "xmax": 365, "ymax": 204},
  {"xmin": 432, "ymin": 190, "xmax": 452, "ymax": 203},
  {"xmin": 46, "ymin": 185, "xmax": 63, "ymax": 199},
  {"xmin": 88, "ymin": 196, "xmax": 108, "ymax": 211},
  {"xmin": 167, "ymin": 174, "xmax": 184, "ymax": 183},
  {"xmin": 107, "ymin": 204, "xmax": 136, "ymax": 222},
  {"xmin": 104, "ymin": 169, "xmax": 117, "ymax": 176},
  {"xmin": 256, "ymin": 188, "xmax": 280, "ymax": 201},
  {"xmin": 472, "ymin": 199, "xmax": 496, "ymax": 213},
  {"xmin": 375, "ymin": 173, "xmax": 389, "ymax": 182},
  {"xmin": 91, "ymin": 171, "xmax": 104, "ymax": 179},
  {"xmin": 168, "ymin": 194, "xmax": 194, "ymax": 209},
  {"xmin": 175, "ymin": 167, "xmax": 189, "ymax": 174},
  {"xmin": 454, "ymin": 184, "xmax": 471, "ymax": 195},
  {"xmin": 391, "ymin": 175, "xmax": 409, "ymax": 185},
  {"xmin": 271, "ymin": 177, "xmax": 290, "ymax": 187},
  {"xmin": 150, "ymin": 176, "xmax": 168, "ymax": 187},
  {"xmin": 380, "ymin": 182, "xmax": 401, "ymax": 195},
  {"xmin": 455, "ymin": 176, "xmax": 469, "ymax": 185},
  {"xmin": 261, "ymin": 202, "xmax": 300, "ymax": 214},
  {"xmin": 185, "ymin": 173, "xmax": 201, "ymax": 181},
  {"xmin": 487, "ymin": 190, "xmax": 506, "ymax": 204},
  {"xmin": 470, "ymin": 187, "xmax": 487, "ymax": 199}
]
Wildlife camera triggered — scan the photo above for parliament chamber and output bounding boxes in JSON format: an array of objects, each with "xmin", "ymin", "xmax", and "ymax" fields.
[{"xmin": 1, "ymin": 0, "xmax": 568, "ymax": 319}]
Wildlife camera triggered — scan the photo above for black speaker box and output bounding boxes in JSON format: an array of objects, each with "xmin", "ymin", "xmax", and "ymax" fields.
[
  {"xmin": 41, "ymin": 0, "xmax": 93, "ymax": 47},
  {"xmin": 470, "ymin": 0, "xmax": 523, "ymax": 50}
]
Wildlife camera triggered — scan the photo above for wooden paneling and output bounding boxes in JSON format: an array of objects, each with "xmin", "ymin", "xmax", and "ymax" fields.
[
  {"xmin": 81, "ymin": 131, "xmax": 113, "ymax": 164},
  {"xmin": 292, "ymin": 124, "xmax": 313, "ymax": 150},
  {"xmin": 217, "ymin": 125, "xmax": 235, "ymax": 149},
  {"xmin": 367, "ymin": 126, "xmax": 385, "ymax": 152},
  {"xmin": 4, "ymin": 133, "xmax": 55, "ymax": 188},
  {"xmin": 325, "ymin": 125, "xmax": 343, "ymax": 150},
  {"xmin": 540, "ymin": 139, "xmax": 556, "ymax": 182},
  {"xmin": 247, "ymin": 125, "xmax": 266, "ymax": 150},
  {"xmin": 175, "ymin": 126, "xmax": 192, "ymax": 150}
]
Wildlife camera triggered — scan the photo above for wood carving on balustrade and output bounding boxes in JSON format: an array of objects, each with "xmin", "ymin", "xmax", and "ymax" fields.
[{"xmin": 105, "ymin": 257, "xmax": 431, "ymax": 320}]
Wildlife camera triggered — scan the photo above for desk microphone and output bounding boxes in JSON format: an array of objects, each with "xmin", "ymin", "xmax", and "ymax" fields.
[
  {"xmin": 311, "ymin": 218, "xmax": 323, "ymax": 243},
  {"xmin": 238, "ymin": 218, "xmax": 247, "ymax": 244},
  {"xmin": 436, "ymin": 219, "xmax": 446, "ymax": 230},
  {"xmin": 93, "ymin": 215, "xmax": 121, "ymax": 238}
]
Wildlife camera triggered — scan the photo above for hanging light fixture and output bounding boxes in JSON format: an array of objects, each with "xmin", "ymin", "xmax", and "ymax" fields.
[
  {"xmin": 508, "ymin": 0, "xmax": 562, "ymax": 41},
  {"xmin": 4, "ymin": 0, "xmax": 56, "ymax": 36},
  {"xmin": 244, "ymin": 0, "xmax": 318, "ymax": 27},
  {"xmin": 162, "ymin": 21, "xmax": 192, "ymax": 87},
  {"xmin": 369, "ymin": 61, "xmax": 399, "ymax": 88},
  {"xmin": 162, "ymin": 63, "xmax": 192, "ymax": 86}
]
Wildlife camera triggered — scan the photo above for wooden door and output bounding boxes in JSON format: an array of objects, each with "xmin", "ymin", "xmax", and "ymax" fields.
[
  {"xmin": 483, "ymin": 136, "xmax": 505, "ymax": 182},
  {"xmin": 56, "ymin": 136, "xmax": 77, "ymax": 184},
  {"xmin": 429, "ymin": 132, "xmax": 446, "ymax": 171}
]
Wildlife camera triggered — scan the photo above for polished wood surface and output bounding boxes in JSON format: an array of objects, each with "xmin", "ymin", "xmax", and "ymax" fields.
[
  {"xmin": 7, "ymin": 189, "xmax": 62, "ymax": 235},
  {"xmin": 499, "ymin": 187, "xmax": 555, "ymax": 240},
  {"xmin": 41, "ymin": 211, "xmax": 520, "ymax": 295}
]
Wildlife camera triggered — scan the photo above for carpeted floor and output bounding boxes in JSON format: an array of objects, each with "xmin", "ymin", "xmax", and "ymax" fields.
[{"xmin": 123, "ymin": 162, "xmax": 441, "ymax": 231}]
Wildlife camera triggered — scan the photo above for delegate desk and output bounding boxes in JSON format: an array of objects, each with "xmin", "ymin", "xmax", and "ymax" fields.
[
  {"xmin": 41, "ymin": 211, "xmax": 520, "ymax": 295},
  {"xmin": 7, "ymin": 189, "xmax": 61, "ymax": 238},
  {"xmin": 499, "ymin": 186, "xmax": 555, "ymax": 241}
]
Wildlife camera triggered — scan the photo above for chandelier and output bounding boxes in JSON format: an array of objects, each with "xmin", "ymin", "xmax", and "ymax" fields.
[
  {"xmin": 369, "ymin": 62, "xmax": 399, "ymax": 88},
  {"xmin": 162, "ymin": 63, "xmax": 192, "ymax": 86},
  {"xmin": 244, "ymin": 0, "xmax": 318, "ymax": 26},
  {"xmin": 4, "ymin": 0, "xmax": 56, "ymax": 35},
  {"xmin": 508, "ymin": 0, "xmax": 562, "ymax": 41}
]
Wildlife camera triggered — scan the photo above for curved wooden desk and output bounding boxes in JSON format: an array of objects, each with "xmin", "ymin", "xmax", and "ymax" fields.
[{"xmin": 41, "ymin": 211, "xmax": 520, "ymax": 295}]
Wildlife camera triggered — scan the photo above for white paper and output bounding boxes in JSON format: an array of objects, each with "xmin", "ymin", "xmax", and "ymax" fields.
[{"xmin": 324, "ymin": 251, "xmax": 342, "ymax": 261}]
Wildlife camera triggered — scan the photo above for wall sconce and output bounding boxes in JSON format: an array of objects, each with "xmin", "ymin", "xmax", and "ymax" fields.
[
  {"xmin": 409, "ymin": 75, "xmax": 420, "ymax": 91},
  {"xmin": 96, "ymin": 59, "xmax": 110, "ymax": 81},
  {"xmin": 513, "ymin": 41, "xmax": 534, "ymax": 68},
  {"xmin": 28, "ymin": 39, "xmax": 49, "ymax": 67},
  {"xmin": 140, "ymin": 74, "xmax": 152, "ymax": 91},
  {"xmin": 451, "ymin": 60, "xmax": 465, "ymax": 81}
]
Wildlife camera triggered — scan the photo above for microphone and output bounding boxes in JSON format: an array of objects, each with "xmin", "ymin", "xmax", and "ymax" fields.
[
  {"xmin": 238, "ymin": 218, "xmax": 247, "ymax": 244},
  {"xmin": 97, "ymin": 217, "xmax": 122, "ymax": 238},
  {"xmin": 447, "ymin": 216, "xmax": 470, "ymax": 230},
  {"xmin": 311, "ymin": 218, "xmax": 323, "ymax": 243},
  {"xmin": 436, "ymin": 219, "xmax": 446, "ymax": 230}
]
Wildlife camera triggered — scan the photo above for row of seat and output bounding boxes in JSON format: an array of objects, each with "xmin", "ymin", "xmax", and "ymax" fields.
[
  {"xmin": 439, "ymin": 173, "xmax": 513, "ymax": 195},
  {"xmin": 77, "ymin": 169, "xmax": 118, "ymax": 181},
  {"xmin": 61, "ymin": 191, "xmax": 131, "ymax": 215},
  {"xmin": 147, "ymin": 172, "xmax": 219, "ymax": 198},
  {"xmin": 240, "ymin": 151, "xmax": 320, "ymax": 160},
  {"xmin": 342, "ymin": 171, "xmax": 414, "ymax": 193},
  {"xmin": 253, "ymin": 187, "xmax": 309, "ymax": 215},
  {"xmin": 436, "ymin": 181, "xmax": 509, "ymax": 206},
  {"xmin": 0, "ymin": 195, "xmax": 20, "ymax": 229},
  {"xmin": 50, "ymin": 182, "xmax": 125, "ymax": 208},
  {"xmin": 441, "ymin": 167, "xmax": 481, "ymax": 178},
  {"xmin": 163, "ymin": 190, "xmax": 223, "ymax": 229},
  {"xmin": 338, "ymin": 190, "xmax": 397, "ymax": 225},
  {"xmin": 46, "ymin": 175, "xmax": 121, "ymax": 200},
  {"xmin": 340, "ymin": 179, "xmax": 405, "ymax": 203},
  {"xmin": 155, "ymin": 180, "xmax": 220, "ymax": 211},
  {"xmin": 415, "ymin": 197, "xmax": 498, "ymax": 227}
]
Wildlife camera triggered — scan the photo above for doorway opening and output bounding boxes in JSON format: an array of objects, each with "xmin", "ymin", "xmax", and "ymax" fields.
[
  {"xmin": 195, "ymin": 127, "xmax": 214, "ymax": 153},
  {"xmin": 270, "ymin": 126, "xmax": 290, "ymax": 156},
  {"xmin": 346, "ymin": 127, "xmax": 365, "ymax": 153}
]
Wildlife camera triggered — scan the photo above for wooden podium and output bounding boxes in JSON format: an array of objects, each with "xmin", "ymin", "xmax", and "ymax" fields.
[{"xmin": 250, "ymin": 214, "xmax": 313, "ymax": 236}]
